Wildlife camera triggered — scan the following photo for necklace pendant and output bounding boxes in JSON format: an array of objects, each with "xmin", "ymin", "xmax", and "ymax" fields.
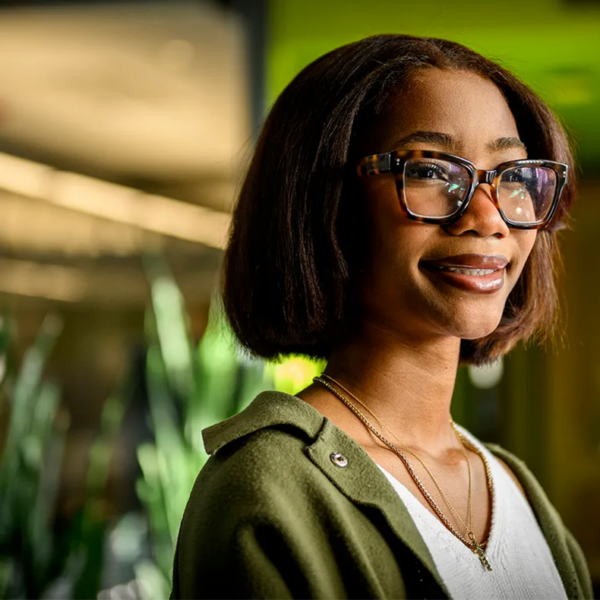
[{"xmin": 472, "ymin": 540, "xmax": 492, "ymax": 571}]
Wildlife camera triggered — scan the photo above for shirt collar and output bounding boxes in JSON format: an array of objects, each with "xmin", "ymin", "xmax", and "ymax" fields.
[{"xmin": 202, "ymin": 391, "xmax": 324, "ymax": 455}]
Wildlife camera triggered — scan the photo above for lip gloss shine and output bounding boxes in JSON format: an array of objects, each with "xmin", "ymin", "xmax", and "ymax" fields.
[{"xmin": 420, "ymin": 254, "xmax": 508, "ymax": 294}]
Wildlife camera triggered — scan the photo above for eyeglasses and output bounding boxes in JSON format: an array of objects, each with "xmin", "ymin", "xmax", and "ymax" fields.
[{"xmin": 357, "ymin": 150, "xmax": 568, "ymax": 230}]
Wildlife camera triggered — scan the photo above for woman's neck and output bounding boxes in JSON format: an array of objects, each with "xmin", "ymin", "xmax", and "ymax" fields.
[{"xmin": 315, "ymin": 323, "xmax": 463, "ymax": 456}]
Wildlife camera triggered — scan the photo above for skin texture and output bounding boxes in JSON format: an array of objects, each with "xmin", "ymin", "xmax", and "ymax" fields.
[{"xmin": 297, "ymin": 68, "xmax": 535, "ymax": 547}]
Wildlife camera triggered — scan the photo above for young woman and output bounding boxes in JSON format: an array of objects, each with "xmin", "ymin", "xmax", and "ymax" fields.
[{"xmin": 171, "ymin": 34, "xmax": 593, "ymax": 599}]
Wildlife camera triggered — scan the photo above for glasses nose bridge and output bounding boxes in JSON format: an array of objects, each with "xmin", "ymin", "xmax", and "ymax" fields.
[
  {"xmin": 466, "ymin": 168, "xmax": 501, "ymax": 213},
  {"xmin": 475, "ymin": 168, "xmax": 496, "ymax": 186}
]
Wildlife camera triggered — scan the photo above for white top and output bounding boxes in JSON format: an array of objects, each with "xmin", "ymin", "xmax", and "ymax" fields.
[{"xmin": 377, "ymin": 425, "xmax": 567, "ymax": 600}]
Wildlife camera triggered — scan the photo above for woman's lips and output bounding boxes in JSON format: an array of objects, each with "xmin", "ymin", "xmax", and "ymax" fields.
[{"xmin": 420, "ymin": 254, "xmax": 509, "ymax": 294}]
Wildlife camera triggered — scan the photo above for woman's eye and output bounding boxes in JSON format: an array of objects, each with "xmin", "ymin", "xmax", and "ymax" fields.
[{"xmin": 406, "ymin": 163, "xmax": 448, "ymax": 180}]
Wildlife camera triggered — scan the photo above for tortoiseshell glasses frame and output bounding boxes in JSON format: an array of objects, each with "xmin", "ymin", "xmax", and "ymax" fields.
[{"xmin": 356, "ymin": 149, "xmax": 568, "ymax": 230}]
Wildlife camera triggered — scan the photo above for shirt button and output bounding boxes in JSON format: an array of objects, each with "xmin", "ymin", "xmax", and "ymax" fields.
[{"xmin": 330, "ymin": 452, "xmax": 348, "ymax": 467}]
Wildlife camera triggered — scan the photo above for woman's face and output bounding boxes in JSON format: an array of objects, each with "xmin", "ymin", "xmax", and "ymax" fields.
[{"xmin": 357, "ymin": 68, "xmax": 537, "ymax": 342}]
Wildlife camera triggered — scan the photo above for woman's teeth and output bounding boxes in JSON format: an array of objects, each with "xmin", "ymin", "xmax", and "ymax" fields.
[{"xmin": 437, "ymin": 266, "xmax": 497, "ymax": 277}]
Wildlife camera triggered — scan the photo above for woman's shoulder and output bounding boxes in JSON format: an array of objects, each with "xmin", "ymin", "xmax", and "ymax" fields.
[
  {"xmin": 198, "ymin": 411, "xmax": 320, "ymax": 500},
  {"xmin": 188, "ymin": 391, "xmax": 339, "ymax": 513},
  {"xmin": 201, "ymin": 390, "xmax": 324, "ymax": 457},
  {"xmin": 200, "ymin": 390, "xmax": 325, "ymax": 477},
  {"xmin": 187, "ymin": 388, "xmax": 399, "ymax": 518},
  {"xmin": 177, "ymin": 390, "xmax": 389, "ymax": 563}
]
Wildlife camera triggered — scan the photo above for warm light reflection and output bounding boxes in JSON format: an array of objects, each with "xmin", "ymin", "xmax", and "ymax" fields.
[
  {"xmin": 0, "ymin": 257, "xmax": 87, "ymax": 302},
  {"xmin": 0, "ymin": 152, "xmax": 230, "ymax": 250}
]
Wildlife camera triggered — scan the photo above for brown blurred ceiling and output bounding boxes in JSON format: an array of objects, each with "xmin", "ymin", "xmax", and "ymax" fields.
[
  {"xmin": 0, "ymin": 1, "xmax": 250, "ymax": 193},
  {"xmin": 0, "ymin": 1, "xmax": 251, "ymax": 306}
]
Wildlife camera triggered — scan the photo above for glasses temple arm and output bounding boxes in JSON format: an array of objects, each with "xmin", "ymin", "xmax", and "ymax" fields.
[{"xmin": 358, "ymin": 153, "xmax": 392, "ymax": 176}]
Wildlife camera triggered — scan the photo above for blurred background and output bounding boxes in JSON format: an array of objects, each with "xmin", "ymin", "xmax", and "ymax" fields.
[{"xmin": 0, "ymin": 0, "xmax": 598, "ymax": 597}]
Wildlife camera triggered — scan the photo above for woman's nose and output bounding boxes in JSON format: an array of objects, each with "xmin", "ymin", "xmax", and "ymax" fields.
[{"xmin": 444, "ymin": 184, "xmax": 510, "ymax": 239}]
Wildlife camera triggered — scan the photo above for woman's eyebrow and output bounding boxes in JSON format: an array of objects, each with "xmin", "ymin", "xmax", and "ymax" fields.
[
  {"xmin": 388, "ymin": 131, "xmax": 456, "ymax": 150},
  {"xmin": 386, "ymin": 132, "xmax": 527, "ymax": 154},
  {"xmin": 488, "ymin": 137, "xmax": 527, "ymax": 152}
]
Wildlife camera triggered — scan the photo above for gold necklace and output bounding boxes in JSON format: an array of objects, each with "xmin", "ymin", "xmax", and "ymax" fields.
[
  {"xmin": 314, "ymin": 375, "xmax": 493, "ymax": 571},
  {"xmin": 321, "ymin": 375, "xmax": 478, "ymax": 537},
  {"xmin": 321, "ymin": 374, "xmax": 482, "ymax": 544}
]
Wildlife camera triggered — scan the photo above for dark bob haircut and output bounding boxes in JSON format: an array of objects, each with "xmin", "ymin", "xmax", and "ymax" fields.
[{"xmin": 222, "ymin": 34, "xmax": 575, "ymax": 366}]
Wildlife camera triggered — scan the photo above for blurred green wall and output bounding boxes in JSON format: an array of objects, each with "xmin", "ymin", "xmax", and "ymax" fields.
[{"xmin": 268, "ymin": 0, "xmax": 600, "ymax": 172}]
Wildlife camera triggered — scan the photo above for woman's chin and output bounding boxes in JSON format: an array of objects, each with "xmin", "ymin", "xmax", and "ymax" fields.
[
  {"xmin": 442, "ymin": 312, "xmax": 504, "ymax": 341},
  {"xmin": 456, "ymin": 321, "xmax": 503, "ymax": 341}
]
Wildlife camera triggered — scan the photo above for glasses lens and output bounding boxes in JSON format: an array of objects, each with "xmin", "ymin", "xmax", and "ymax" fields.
[
  {"xmin": 403, "ymin": 158, "xmax": 470, "ymax": 218},
  {"xmin": 498, "ymin": 167, "xmax": 557, "ymax": 224}
]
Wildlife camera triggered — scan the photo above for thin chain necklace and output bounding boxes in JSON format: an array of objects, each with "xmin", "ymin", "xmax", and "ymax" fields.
[
  {"xmin": 314, "ymin": 374, "xmax": 493, "ymax": 571},
  {"xmin": 320, "ymin": 374, "xmax": 483, "ymax": 543},
  {"xmin": 321, "ymin": 374, "xmax": 477, "ymax": 539}
]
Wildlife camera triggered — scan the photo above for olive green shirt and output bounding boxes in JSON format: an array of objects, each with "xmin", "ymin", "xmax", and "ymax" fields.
[{"xmin": 171, "ymin": 391, "xmax": 593, "ymax": 599}]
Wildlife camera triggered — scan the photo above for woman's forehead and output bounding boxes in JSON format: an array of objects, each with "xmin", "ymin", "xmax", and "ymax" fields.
[{"xmin": 362, "ymin": 68, "xmax": 521, "ymax": 155}]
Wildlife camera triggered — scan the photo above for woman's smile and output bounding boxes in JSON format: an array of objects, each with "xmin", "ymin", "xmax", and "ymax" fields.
[{"xmin": 420, "ymin": 253, "xmax": 509, "ymax": 294}]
